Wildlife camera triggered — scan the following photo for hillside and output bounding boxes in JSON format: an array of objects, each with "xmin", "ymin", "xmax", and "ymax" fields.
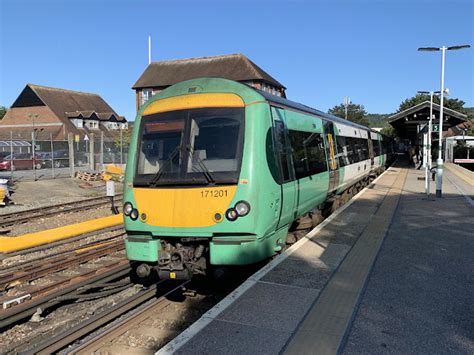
[{"xmin": 366, "ymin": 113, "xmax": 392, "ymax": 128}]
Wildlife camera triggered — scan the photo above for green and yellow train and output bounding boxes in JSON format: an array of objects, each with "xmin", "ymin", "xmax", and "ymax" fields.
[{"xmin": 123, "ymin": 78, "xmax": 393, "ymax": 280}]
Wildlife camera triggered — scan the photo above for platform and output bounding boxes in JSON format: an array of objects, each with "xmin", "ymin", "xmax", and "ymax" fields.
[{"xmin": 159, "ymin": 161, "xmax": 474, "ymax": 354}]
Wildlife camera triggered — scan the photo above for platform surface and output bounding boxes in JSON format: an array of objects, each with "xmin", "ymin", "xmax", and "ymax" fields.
[{"xmin": 159, "ymin": 162, "xmax": 474, "ymax": 355}]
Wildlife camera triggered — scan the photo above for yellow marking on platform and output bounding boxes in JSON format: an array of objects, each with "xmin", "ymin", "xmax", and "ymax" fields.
[
  {"xmin": 143, "ymin": 93, "xmax": 244, "ymax": 116},
  {"xmin": 284, "ymin": 168, "xmax": 408, "ymax": 355},
  {"xmin": 0, "ymin": 215, "xmax": 123, "ymax": 254}
]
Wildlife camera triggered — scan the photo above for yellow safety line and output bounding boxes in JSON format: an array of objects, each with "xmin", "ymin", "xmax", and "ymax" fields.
[
  {"xmin": 284, "ymin": 168, "xmax": 408, "ymax": 355},
  {"xmin": 0, "ymin": 214, "xmax": 123, "ymax": 254}
]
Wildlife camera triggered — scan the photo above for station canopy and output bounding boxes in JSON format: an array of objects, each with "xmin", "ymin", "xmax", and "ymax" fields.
[
  {"xmin": 0, "ymin": 140, "xmax": 31, "ymax": 147},
  {"xmin": 389, "ymin": 101, "xmax": 468, "ymax": 143}
]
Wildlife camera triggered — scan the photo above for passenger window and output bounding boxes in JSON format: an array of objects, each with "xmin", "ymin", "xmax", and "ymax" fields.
[
  {"xmin": 273, "ymin": 120, "xmax": 292, "ymax": 183},
  {"xmin": 336, "ymin": 135, "xmax": 350, "ymax": 167},
  {"xmin": 289, "ymin": 130, "xmax": 327, "ymax": 179}
]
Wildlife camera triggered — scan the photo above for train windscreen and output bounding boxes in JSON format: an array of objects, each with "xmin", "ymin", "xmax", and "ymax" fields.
[{"xmin": 135, "ymin": 107, "xmax": 245, "ymax": 186}]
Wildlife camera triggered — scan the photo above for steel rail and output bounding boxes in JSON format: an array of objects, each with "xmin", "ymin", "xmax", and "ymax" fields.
[
  {"xmin": 0, "ymin": 193, "xmax": 123, "ymax": 228},
  {"xmin": 0, "ymin": 238, "xmax": 125, "ymax": 291},
  {"xmin": 27, "ymin": 280, "xmax": 189, "ymax": 355},
  {"xmin": 69, "ymin": 294, "xmax": 174, "ymax": 354},
  {"xmin": 0, "ymin": 260, "xmax": 131, "ymax": 329}
]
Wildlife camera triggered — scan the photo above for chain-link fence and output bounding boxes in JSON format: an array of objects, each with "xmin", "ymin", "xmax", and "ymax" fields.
[{"xmin": 0, "ymin": 130, "xmax": 128, "ymax": 181}]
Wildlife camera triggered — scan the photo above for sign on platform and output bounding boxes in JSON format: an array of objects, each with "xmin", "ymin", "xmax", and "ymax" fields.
[
  {"xmin": 84, "ymin": 134, "xmax": 89, "ymax": 141},
  {"xmin": 432, "ymin": 125, "xmax": 440, "ymax": 133},
  {"xmin": 74, "ymin": 134, "xmax": 80, "ymax": 143}
]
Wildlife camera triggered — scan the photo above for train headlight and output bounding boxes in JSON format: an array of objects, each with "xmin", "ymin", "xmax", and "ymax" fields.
[
  {"xmin": 235, "ymin": 201, "xmax": 251, "ymax": 217},
  {"xmin": 130, "ymin": 208, "xmax": 139, "ymax": 221},
  {"xmin": 225, "ymin": 208, "xmax": 238, "ymax": 221},
  {"xmin": 123, "ymin": 202, "xmax": 133, "ymax": 216}
]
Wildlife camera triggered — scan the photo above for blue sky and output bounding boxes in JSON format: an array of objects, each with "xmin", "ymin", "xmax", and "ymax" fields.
[{"xmin": 1, "ymin": 0, "xmax": 472, "ymax": 121}]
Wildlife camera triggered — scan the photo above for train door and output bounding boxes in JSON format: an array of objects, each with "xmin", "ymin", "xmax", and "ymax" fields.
[
  {"xmin": 271, "ymin": 107, "xmax": 297, "ymax": 229},
  {"xmin": 323, "ymin": 121, "xmax": 340, "ymax": 194}
]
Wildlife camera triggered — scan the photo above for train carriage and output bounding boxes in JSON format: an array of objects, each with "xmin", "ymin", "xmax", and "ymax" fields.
[{"xmin": 123, "ymin": 78, "xmax": 391, "ymax": 280}]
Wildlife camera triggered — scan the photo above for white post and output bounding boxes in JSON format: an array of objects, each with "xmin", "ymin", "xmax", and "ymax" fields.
[
  {"xmin": 50, "ymin": 133, "xmax": 55, "ymax": 178},
  {"xmin": 148, "ymin": 35, "xmax": 152, "ymax": 64},
  {"xmin": 423, "ymin": 132, "xmax": 429, "ymax": 196},
  {"xmin": 32, "ymin": 131, "xmax": 36, "ymax": 181},
  {"xmin": 436, "ymin": 46, "xmax": 446, "ymax": 198},
  {"xmin": 427, "ymin": 93, "xmax": 433, "ymax": 197},
  {"xmin": 422, "ymin": 131, "xmax": 427, "ymax": 168},
  {"xmin": 120, "ymin": 126, "xmax": 123, "ymax": 166},
  {"xmin": 10, "ymin": 131, "xmax": 13, "ymax": 178}
]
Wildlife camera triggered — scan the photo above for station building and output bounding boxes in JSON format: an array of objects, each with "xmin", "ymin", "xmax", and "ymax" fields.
[
  {"xmin": 132, "ymin": 53, "xmax": 286, "ymax": 110},
  {"xmin": 0, "ymin": 84, "xmax": 127, "ymax": 141}
]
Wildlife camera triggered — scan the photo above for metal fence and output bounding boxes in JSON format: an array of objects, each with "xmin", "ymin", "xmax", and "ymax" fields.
[{"xmin": 0, "ymin": 131, "xmax": 128, "ymax": 181}]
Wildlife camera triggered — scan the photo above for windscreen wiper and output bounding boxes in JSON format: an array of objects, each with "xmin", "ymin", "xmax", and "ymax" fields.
[
  {"xmin": 186, "ymin": 145, "xmax": 215, "ymax": 185},
  {"xmin": 149, "ymin": 145, "xmax": 181, "ymax": 186}
]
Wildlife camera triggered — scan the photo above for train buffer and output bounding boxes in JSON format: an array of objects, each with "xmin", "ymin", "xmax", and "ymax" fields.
[{"xmin": 160, "ymin": 162, "xmax": 473, "ymax": 354}]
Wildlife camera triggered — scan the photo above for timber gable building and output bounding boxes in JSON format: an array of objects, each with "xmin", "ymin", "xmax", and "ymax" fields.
[
  {"xmin": 0, "ymin": 84, "xmax": 127, "ymax": 140},
  {"xmin": 133, "ymin": 53, "xmax": 286, "ymax": 110}
]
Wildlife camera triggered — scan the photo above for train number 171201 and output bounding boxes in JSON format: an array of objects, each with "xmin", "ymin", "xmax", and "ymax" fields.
[{"xmin": 200, "ymin": 189, "xmax": 228, "ymax": 198}]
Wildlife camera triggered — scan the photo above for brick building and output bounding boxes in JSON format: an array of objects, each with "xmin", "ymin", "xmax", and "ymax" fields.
[
  {"xmin": 132, "ymin": 53, "xmax": 286, "ymax": 110},
  {"xmin": 0, "ymin": 84, "xmax": 127, "ymax": 140}
]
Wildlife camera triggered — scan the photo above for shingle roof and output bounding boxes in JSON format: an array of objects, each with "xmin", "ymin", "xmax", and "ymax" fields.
[
  {"xmin": 132, "ymin": 53, "xmax": 285, "ymax": 90},
  {"xmin": 24, "ymin": 84, "xmax": 122, "ymax": 122}
]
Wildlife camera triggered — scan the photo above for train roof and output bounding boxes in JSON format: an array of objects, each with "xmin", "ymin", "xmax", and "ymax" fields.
[{"xmin": 256, "ymin": 89, "xmax": 377, "ymax": 133}]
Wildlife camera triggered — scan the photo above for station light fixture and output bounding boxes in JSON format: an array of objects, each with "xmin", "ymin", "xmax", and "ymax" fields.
[{"xmin": 417, "ymin": 44, "xmax": 470, "ymax": 197}]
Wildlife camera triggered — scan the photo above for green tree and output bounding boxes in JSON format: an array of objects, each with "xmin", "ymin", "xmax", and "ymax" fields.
[
  {"xmin": 0, "ymin": 106, "xmax": 6, "ymax": 120},
  {"xmin": 328, "ymin": 102, "xmax": 369, "ymax": 127},
  {"xmin": 398, "ymin": 94, "xmax": 466, "ymax": 113},
  {"xmin": 380, "ymin": 126, "xmax": 396, "ymax": 138},
  {"xmin": 114, "ymin": 127, "xmax": 132, "ymax": 149}
]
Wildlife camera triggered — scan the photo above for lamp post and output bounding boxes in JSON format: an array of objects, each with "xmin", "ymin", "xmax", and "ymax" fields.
[
  {"xmin": 343, "ymin": 96, "xmax": 350, "ymax": 120},
  {"xmin": 418, "ymin": 44, "xmax": 470, "ymax": 197},
  {"xmin": 417, "ymin": 90, "xmax": 441, "ymax": 197},
  {"xmin": 28, "ymin": 113, "xmax": 39, "ymax": 180}
]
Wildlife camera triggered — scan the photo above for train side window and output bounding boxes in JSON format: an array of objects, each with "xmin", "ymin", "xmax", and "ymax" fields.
[
  {"xmin": 273, "ymin": 120, "xmax": 292, "ymax": 183},
  {"xmin": 345, "ymin": 137, "xmax": 358, "ymax": 164},
  {"xmin": 335, "ymin": 135, "xmax": 349, "ymax": 167},
  {"xmin": 289, "ymin": 130, "xmax": 327, "ymax": 179},
  {"xmin": 373, "ymin": 139, "xmax": 381, "ymax": 156},
  {"xmin": 266, "ymin": 128, "xmax": 280, "ymax": 183},
  {"xmin": 359, "ymin": 139, "xmax": 369, "ymax": 160}
]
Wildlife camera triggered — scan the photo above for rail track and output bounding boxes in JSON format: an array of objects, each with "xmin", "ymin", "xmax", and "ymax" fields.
[
  {"xmin": 0, "ymin": 234, "xmax": 126, "ymax": 292},
  {"xmin": 28, "ymin": 280, "xmax": 189, "ymax": 354},
  {"xmin": 0, "ymin": 193, "xmax": 123, "ymax": 228},
  {"xmin": 0, "ymin": 258, "xmax": 130, "ymax": 330}
]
